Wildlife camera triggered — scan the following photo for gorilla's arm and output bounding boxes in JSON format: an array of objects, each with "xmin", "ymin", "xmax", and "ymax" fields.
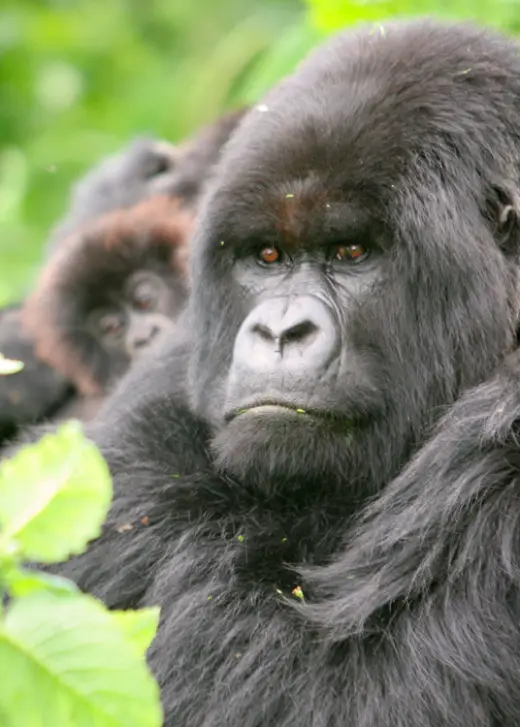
[
  {"xmin": 301, "ymin": 348, "xmax": 520, "ymax": 643},
  {"xmin": 0, "ymin": 305, "xmax": 72, "ymax": 441},
  {"xmin": 40, "ymin": 395, "xmax": 213, "ymax": 609}
]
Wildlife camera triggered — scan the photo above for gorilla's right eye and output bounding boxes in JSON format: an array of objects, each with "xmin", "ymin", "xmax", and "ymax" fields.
[
  {"xmin": 256, "ymin": 247, "xmax": 283, "ymax": 265},
  {"xmin": 333, "ymin": 243, "xmax": 370, "ymax": 264},
  {"xmin": 99, "ymin": 313, "xmax": 125, "ymax": 337}
]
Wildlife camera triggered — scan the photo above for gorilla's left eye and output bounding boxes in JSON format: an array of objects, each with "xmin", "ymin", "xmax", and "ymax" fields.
[
  {"xmin": 333, "ymin": 243, "xmax": 370, "ymax": 263},
  {"xmin": 257, "ymin": 246, "xmax": 283, "ymax": 265},
  {"xmin": 99, "ymin": 313, "xmax": 125, "ymax": 337}
]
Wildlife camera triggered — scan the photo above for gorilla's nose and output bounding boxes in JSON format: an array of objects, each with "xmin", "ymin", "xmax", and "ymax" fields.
[
  {"xmin": 129, "ymin": 324, "xmax": 160, "ymax": 355},
  {"xmin": 234, "ymin": 296, "xmax": 338, "ymax": 373}
]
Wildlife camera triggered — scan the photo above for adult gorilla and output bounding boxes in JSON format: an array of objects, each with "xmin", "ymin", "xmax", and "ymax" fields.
[{"xmin": 44, "ymin": 19, "xmax": 520, "ymax": 726}]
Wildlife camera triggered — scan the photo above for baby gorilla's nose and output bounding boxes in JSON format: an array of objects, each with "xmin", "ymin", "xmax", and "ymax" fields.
[
  {"xmin": 127, "ymin": 320, "xmax": 161, "ymax": 357},
  {"xmin": 134, "ymin": 325, "xmax": 160, "ymax": 348}
]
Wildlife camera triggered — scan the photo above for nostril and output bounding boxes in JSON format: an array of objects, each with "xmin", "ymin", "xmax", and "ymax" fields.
[
  {"xmin": 134, "ymin": 326, "xmax": 160, "ymax": 349},
  {"xmin": 252, "ymin": 323, "xmax": 276, "ymax": 343},
  {"xmin": 280, "ymin": 320, "xmax": 318, "ymax": 346}
]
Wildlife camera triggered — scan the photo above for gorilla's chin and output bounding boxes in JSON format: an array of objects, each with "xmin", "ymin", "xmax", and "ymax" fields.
[{"xmin": 212, "ymin": 409, "xmax": 356, "ymax": 495}]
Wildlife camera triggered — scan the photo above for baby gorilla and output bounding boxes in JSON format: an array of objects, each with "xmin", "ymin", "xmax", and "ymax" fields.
[
  {"xmin": 0, "ymin": 139, "xmax": 189, "ymax": 438},
  {"xmin": 0, "ymin": 109, "xmax": 246, "ymax": 437},
  {"xmin": 21, "ymin": 195, "xmax": 193, "ymax": 420}
]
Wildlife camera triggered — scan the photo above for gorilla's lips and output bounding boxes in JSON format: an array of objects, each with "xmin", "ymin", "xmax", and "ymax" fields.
[
  {"xmin": 225, "ymin": 402, "xmax": 363, "ymax": 431},
  {"xmin": 226, "ymin": 401, "xmax": 312, "ymax": 421}
]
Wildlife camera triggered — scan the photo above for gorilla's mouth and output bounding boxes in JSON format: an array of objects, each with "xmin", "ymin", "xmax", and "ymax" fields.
[
  {"xmin": 226, "ymin": 401, "xmax": 316, "ymax": 421},
  {"xmin": 225, "ymin": 398, "xmax": 373, "ymax": 430}
]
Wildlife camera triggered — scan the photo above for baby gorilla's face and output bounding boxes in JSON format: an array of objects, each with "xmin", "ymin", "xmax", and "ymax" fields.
[{"xmin": 88, "ymin": 269, "xmax": 181, "ymax": 368}]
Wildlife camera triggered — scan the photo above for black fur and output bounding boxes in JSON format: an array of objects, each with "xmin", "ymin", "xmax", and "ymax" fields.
[
  {"xmin": 46, "ymin": 137, "xmax": 178, "ymax": 253},
  {"xmin": 46, "ymin": 19, "xmax": 520, "ymax": 726},
  {"xmin": 0, "ymin": 305, "xmax": 71, "ymax": 441}
]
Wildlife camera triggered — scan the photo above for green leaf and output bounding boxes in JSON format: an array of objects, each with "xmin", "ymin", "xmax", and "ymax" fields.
[
  {"xmin": 4, "ymin": 568, "xmax": 79, "ymax": 599},
  {"xmin": 0, "ymin": 421, "xmax": 112, "ymax": 563},
  {"xmin": 0, "ymin": 354, "xmax": 24, "ymax": 375},
  {"xmin": 305, "ymin": 0, "xmax": 401, "ymax": 33},
  {"xmin": 242, "ymin": 23, "xmax": 321, "ymax": 102},
  {"xmin": 0, "ymin": 592, "xmax": 162, "ymax": 727},
  {"xmin": 111, "ymin": 607, "xmax": 160, "ymax": 657}
]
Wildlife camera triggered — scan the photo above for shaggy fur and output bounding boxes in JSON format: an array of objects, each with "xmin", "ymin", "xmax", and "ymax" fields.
[
  {"xmin": 48, "ymin": 19, "xmax": 520, "ymax": 727},
  {"xmin": 47, "ymin": 108, "xmax": 248, "ymax": 254},
  {"xmin": 23, "ymin": 195, "xmax": 193, "ymax": 399},
  {"xmin": 0, "ymin": 305, "xmax": 71, "ymax": 442}
]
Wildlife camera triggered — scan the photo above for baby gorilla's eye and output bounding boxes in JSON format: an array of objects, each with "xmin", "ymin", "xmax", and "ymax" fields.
[
  {"xmin": 257, "ymin": 246, "xmax": 283, "ymax": 265},
  {"xmin": 99, "ymin": 313, "xmax": 125, "ymax": 337},
  {"xmin": 333, "ymin": 243, "xmax": 370, "ymax": 264}
]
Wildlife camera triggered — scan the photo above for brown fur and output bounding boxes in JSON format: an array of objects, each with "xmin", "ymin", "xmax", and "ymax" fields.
[
  {"xmin": 274, "ymin": 182, "xmax": 332, "ymax": 250},
  {"xmin": 22, "ymin": 195, "xmax": 194, "ymax": 396}
]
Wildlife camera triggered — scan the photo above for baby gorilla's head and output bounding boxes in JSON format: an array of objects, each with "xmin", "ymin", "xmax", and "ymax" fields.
[{"xmin": 24, "ymin": 196, "xmax": 194, "ymax": 396}]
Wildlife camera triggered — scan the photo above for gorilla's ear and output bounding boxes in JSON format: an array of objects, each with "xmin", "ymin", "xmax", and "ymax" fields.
[{"xmin": 487, "ymin": 183, "xmax": 520, "ymax": 256}]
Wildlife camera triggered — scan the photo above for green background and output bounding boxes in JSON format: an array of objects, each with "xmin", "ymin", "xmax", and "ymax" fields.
[{"xmin": 2, "ymin": 0, "xmax": 520, "ymax": 305}]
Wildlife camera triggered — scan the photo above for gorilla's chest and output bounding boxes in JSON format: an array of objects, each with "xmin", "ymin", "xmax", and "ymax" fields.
[{"xmin": 146, "ymin": 533, "xmax": 411, "ymax": 727}]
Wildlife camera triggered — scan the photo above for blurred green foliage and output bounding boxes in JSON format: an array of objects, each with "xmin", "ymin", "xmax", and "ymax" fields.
[
  {"xmin": 308, "ymin": 0, "xmax": 520, "ymax": 34},
  {"xmin": 0, "ymin": 0, "xmax": 317, "ymax": 304},
  {"xmin": 2, "ymin": 0, "xmax": 520, "ymax": 305}
]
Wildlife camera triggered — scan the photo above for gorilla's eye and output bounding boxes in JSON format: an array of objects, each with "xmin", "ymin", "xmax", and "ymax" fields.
[
  {"xmin": 99, "ymin": 313, "xmax": 125, "ymax": 337},
  {"xmin": 334, "ymin": 243, "xmax": 370, "ymax": 263},
  {"xmin": 257, "ymin": 246, "xmax": 282, "ymax": 265}
]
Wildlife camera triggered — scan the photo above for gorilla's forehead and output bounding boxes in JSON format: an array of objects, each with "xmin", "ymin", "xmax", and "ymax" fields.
[
  {"xmin": 207, "ymin": 19, "xmax": 520, "ymax": 237},
  {"xmin": 208, "ymin": 177, "xmax": 378, "ymax": 254},
  {"xmin": 208, "ymin": 91, "xmax": 404, "ymax": 244},
  {"xmin": 219, "ymin": 84, "xmax": 404, "ymax": 203}
]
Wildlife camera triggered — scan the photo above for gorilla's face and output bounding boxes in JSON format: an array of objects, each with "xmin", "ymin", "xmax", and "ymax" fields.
[
  {"xmin": 188, "ymin": 24, "xmax": 520, "ymax": 491},
  {"xmin": 225, "ymin": 204, "xmax": 384, "ymax": 426}
]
